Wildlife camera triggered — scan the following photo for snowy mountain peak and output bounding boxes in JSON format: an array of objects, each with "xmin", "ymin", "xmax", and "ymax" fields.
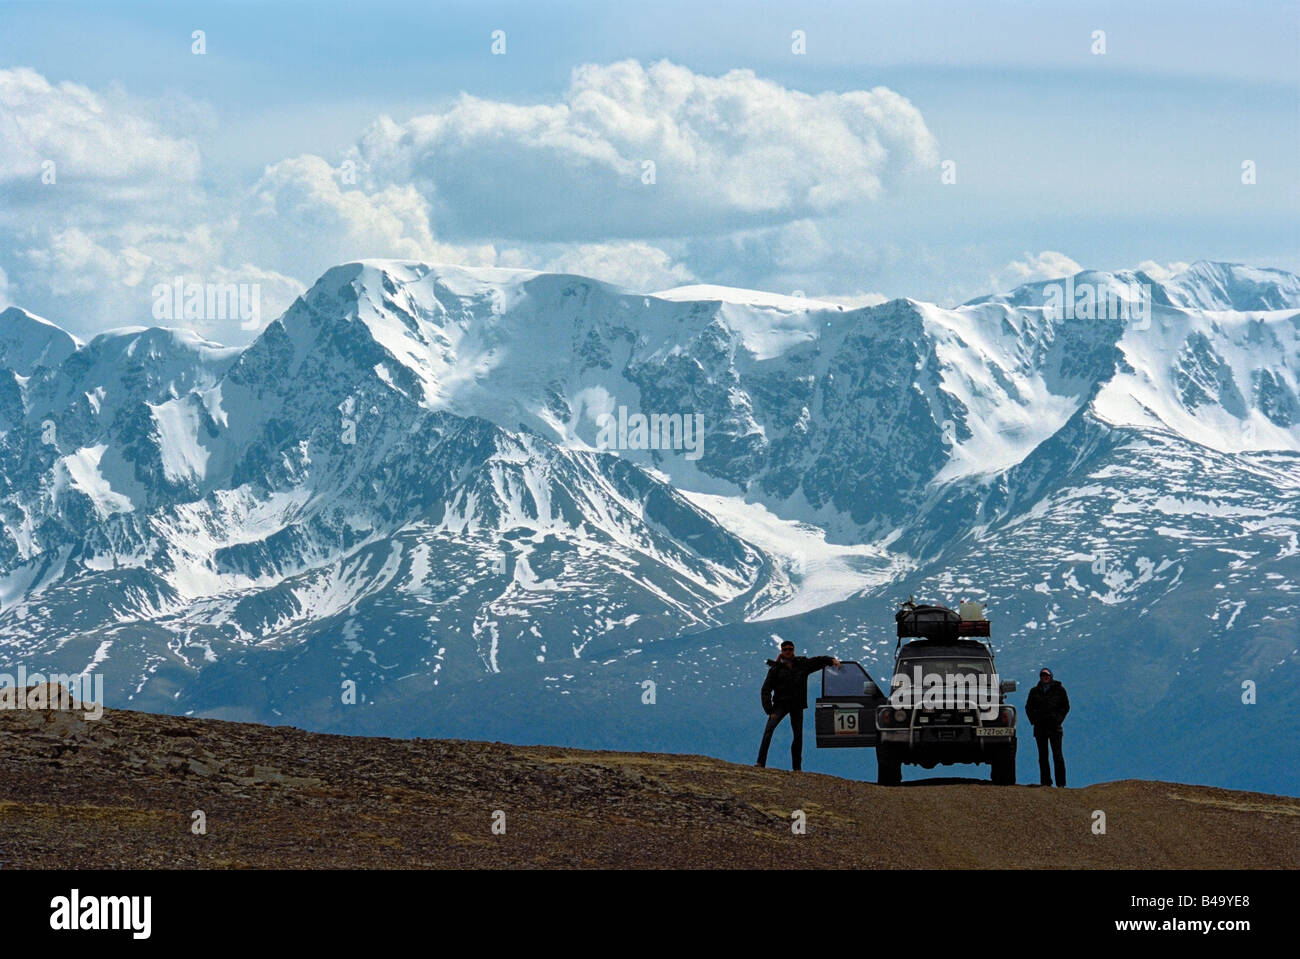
[
  {"xmin": 0, "ymin": 306, "xmax": 81, "ymax": 376},
  {"xmin": 1161, "ymin": 261, "xmax": 1300, "ymax": 312},
  {"xmin": 967, "ymin": 268, "xmax": 1170, "ymax": 314},
  {"xmin": 971, "ymin": 261, "xmax": 1300, "ymax": 316},
  {"xmin": 296, "ymin": 259, "xmax": 551, "ymax": 324}
]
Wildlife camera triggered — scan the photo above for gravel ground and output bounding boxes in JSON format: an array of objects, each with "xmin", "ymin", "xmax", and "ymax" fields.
[{"xmin": 1, "ymin": 704, "xmax": 1296, "ymax": 869}]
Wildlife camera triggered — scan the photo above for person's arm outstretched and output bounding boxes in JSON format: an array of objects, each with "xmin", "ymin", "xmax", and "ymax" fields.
[{"xmin": 802, "ymin": 655, "xmax": 842, "ymax": 675}]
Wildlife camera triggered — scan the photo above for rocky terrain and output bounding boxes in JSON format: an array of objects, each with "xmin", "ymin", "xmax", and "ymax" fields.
[{"xmin": 2, "ymin": 702, "xmax": 1296, "ymax": 869}]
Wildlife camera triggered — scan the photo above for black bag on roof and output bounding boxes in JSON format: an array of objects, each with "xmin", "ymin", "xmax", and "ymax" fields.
[{"xmin": 895, "ymin": 602, "xmax": 960, "ymax": 640}]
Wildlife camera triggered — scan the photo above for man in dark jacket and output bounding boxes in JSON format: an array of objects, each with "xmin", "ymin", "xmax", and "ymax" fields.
[
  {"xmin": 756, "ymin": 640, "xmax": 841, "ymax": 771},
  {"xmin": 1024, "ymin": 667, "xmax": 1070, "ymax": 786}
]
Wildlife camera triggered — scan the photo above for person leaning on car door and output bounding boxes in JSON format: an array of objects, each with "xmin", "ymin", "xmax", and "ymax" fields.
[
  {"xmin": 1025, "ymin": 667, "xmax": 1069, "ymax": 786},
  {"xmin": 755, "ymin": 640, "xmax": 840, "ymax": 771}
]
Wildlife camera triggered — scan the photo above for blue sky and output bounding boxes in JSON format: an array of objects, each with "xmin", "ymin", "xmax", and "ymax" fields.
[{"xmin": 2, "ymin": 0, "xmax": 1297, "ymax": 341}]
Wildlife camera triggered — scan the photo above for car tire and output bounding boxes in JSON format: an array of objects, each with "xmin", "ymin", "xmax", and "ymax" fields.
[
  {"xmin": 991, "ymin": 743, "xmax": 1017, "ymax": 785},
  {"xmin": 877, "ymin": 751, "xmax": 902, "ymax": 786}
]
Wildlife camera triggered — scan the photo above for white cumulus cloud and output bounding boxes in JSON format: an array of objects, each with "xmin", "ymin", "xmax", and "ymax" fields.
[
  {"xmin": 0, "ymin": 63, "xmax": 939, "ymax": 342},
  {"xmin": 993, "ymin": 250, "xmax": 1084, "ymax": 291},
  {"xmin": 0, "ymin": 67, "xmax": 200, "ymax": 190},
  {"xmin": 500, "ymin": 241, "xmax": 694, "ymax": 292},
  {"xmin": 354, "ymin": 59, "xmax": 939, "ymax": 242},
  {"xmin": 231, "ymin": 154, "xmax": 493, "ymax": 281},
  {"xmin": 1134, "ymin": 259, "xmax": 1192, "ymax": 282}
]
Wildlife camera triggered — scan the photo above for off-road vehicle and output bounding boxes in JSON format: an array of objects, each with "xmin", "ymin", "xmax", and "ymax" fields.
[{"xmin": 814, "ymin": 600, "xmax": 1018, "ymax": 785}]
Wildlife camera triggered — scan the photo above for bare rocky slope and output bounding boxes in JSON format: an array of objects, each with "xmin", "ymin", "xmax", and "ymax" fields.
[{"xmin": 2, "ymin": 704, "xmax": 1296, "ymax": 869}]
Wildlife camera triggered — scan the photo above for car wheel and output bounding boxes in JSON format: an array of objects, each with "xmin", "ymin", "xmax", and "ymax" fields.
[
  {"xmin": 877, "ymin": 751, "xmax": 902, "ymax": 786},
  {"xmin": 991, "ymin": 744, "xmax": 1017, "ymax": 785}
]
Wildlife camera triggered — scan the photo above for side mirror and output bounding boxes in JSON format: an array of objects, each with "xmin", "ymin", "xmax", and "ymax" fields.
[{"xmin": 1000, "ymin": 680, "xmax": 1018, "ymax": 694}]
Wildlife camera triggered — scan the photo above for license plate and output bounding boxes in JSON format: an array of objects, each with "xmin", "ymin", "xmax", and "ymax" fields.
[
  {"xmin": 833, "ymin": 709, "xmax": 860, "ymax": 734},
  {"xmin": 976, "ymin": 727, "xmax": 1012, "ymax": 737}
]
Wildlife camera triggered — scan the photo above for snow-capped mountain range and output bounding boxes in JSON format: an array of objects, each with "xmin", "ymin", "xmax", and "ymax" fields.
[{"xmin": 1, "ymin": 259, "xmax": 1296, "ymax": 793}]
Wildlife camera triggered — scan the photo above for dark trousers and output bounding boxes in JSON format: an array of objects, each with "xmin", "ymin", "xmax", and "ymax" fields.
[
  {"xmin": 757, "ymin": 708, "xmax": 804, "ymax": 770},
  {"xmin": 1035, "ymin": 727, "xmax": 1066, "ymax": 786}
]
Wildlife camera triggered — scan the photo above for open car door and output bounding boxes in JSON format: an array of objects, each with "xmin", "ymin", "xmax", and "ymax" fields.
[{"xmin": 814, "ymin": 661, "xmax": 887, "ymax": 748}]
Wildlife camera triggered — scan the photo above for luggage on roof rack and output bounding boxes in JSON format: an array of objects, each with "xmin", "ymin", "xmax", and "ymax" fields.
[
  {"xmin": 895, "ymin": 601, "xmax": 960, "ymax": 640},
  {"xmin": 957, "ymin": 599, "xmax": 990, "ymax": 636}
]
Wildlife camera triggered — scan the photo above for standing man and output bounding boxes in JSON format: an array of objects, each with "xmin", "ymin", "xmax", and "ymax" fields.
[
  {"xmin": 1025, "ymin": 667, "xmax": 1070, "ymax": 786},
  {"xmin": 756, "ymin": 640, "xmax": 841, "ymax": 771}
]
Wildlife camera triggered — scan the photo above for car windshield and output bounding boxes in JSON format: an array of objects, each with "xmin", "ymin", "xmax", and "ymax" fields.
[
  {"xmin": 891, "ymin": 657, "xmax": 996, "ymax": 706},
  {"xmin": 897, "ymin": 658, "xmax": 992, "ymax": 678}
]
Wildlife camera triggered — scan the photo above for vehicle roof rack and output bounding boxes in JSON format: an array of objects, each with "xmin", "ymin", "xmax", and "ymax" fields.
[
  {"xmin": 898, "ymin": 637, "xmax": 992, "ymax": 651},
  {"xmin": 894, "ymin": 598, "xmax": 992, "ymax": 652}
]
